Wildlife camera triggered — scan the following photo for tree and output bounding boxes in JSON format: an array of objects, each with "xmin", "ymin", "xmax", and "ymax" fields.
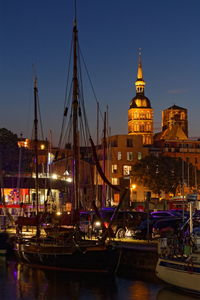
[
  {"xmin": 0, "ymin": 128, "xmax": 32, "ymax": 173},
  {"xmin": 0, "ymin": 128, "xmax": 19, "ymax": 172},
  {"xmin": 131, "ymin": 155, "xmax": 183, "ymax": 196}
]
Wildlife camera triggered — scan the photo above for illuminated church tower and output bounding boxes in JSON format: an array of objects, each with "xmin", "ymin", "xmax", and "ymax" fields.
[{"xmin": 128, "ymin": 52, "xmax": 153, "ymax": 145}]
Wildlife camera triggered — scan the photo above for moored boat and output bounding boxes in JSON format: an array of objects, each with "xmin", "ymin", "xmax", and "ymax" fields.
[
  {"xmin": 156, "ymin": 252, "xmax": 200, "ymax": 294},
  {"xmin": 156, "ymin": 204, "xmax": 200, "ymax": 294},
  {"xmin": 15, "ymin": 236, "xmax": 119, "ymax": 273}
]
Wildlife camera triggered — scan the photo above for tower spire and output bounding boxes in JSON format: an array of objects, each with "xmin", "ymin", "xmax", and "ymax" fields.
[
  {"xmin": 135, "ymin": 48, "xmax": 145, "ymax": 94},
  {"xmin": 137, "ymin": 48, "xmax": 143, "ymax": 80}
]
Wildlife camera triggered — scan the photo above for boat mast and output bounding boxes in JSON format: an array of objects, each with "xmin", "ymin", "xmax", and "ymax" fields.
[
  {"xmin": 102, "ymin": 111, "xmax": 107, "ymax": 207},
  {"xmin": 34, "ymin": 77, "xmax": 40, "ymax": 236},
  {"xmin": 72, "ymin": 17, "xmax": 79, "ymax": 211}
]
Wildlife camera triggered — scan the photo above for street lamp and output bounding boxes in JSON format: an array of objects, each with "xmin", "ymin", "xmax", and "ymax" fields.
[{"xmin": 131, "ymin": 184, "xmax": 137, "ymax": 190}]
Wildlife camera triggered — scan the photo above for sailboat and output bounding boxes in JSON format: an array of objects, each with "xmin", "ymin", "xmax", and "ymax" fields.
[
  {"xmin": 156, "ymin": 197, "xmax": 200, "ymax": 294},
  {"xmin": 15, "ymin": 13, "xmax": 120, "ymax": 274}
]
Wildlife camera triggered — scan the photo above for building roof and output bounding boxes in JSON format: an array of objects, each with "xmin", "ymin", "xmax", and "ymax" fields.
[
  {"xmin": 130, "ymin": 94, "xmax": 151, "ymax": 108},
  {"xmin": 160, "ymin": 124, "xmax": 188, "ymax": 140},
  {"xmin": 165, "ymin": 104, "xmax": 187, "ymax": 111}
]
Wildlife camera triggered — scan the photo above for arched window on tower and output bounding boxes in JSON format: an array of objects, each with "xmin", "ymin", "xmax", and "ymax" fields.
[
  {"xmin": 140, "ymin": 124, "xmax": 145, "ymax": 132},
  {"xmin": 180, "ymin": 112, "xmax": 185, "ymax": 120},
  {"xmin": 134, "ymin": 124, "xmax": 139, "ymax": 131}
]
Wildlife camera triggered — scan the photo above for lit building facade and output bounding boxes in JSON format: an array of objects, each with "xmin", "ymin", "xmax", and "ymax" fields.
[{"xmin": 95, "ymin": 134, "xmax": 149, "ymax": 206}]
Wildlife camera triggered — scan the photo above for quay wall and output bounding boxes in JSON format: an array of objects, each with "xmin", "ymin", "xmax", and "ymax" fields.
[{"xmin": 116, "ymin": 242, "xmax": 158, "ymax": 275}]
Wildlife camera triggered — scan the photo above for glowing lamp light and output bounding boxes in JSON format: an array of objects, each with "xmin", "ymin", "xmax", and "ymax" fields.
[
  {"xmin": 52, "ymin": 174, "xmax": 58, "ymax": 179},
  {"xmin": 66, "ymin": 177, "xmax": 73, "ymax": 183},
  {"xmin": 40, "ymin": 144, "xmax": 45, "ymax": 150},
  {"xmin": 131, "ymin": 184, "xmax": 137, "ymax": 190},
  {"xmin": 94, "ymin": 221, "xmax": 101, "ymax": 227},
  {"xmin": 56, "ymin": 211, "xmax": 62, "ymax": 216}
]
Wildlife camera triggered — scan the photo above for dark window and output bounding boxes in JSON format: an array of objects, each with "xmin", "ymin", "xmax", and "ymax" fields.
[
  {"xmin": 111, "ymin": 140, "xmax": 118, "ymax": 147},
  {"xmin": 127, "ymin": 139, "xmax": 133, "ymax": 147}
]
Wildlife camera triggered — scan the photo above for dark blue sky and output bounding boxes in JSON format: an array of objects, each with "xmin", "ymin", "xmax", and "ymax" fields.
[{"xmin": 1, "ymin": 0, "xmax": 200, "ymax": 145}]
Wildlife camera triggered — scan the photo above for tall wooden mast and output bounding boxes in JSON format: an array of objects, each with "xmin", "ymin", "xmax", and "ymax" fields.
[
  {"xmin": 72, "ymin": 18, "xmax": 79, "ymax": 211},
  {"xmin": 34, "ymin": 77, "xmax": 40, "ymax": 236}
]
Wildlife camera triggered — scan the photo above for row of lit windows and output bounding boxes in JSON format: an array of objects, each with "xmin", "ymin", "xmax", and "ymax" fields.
[
  {"xmin": 165, "ymin": 143, "xmax": 200, "ymax": 149},
  {"xmin": 132, "ymin": 124, "xmax": 152, "ymax": 132},
  {"xmin": 128, "ymin": 112, "xmax": 152, "ymax": 120},
  {"xmin": 136, "ymin": 87, "xmax": 144, "ymax": 93},
  {"xmin": 168, "ymin": 111, "xmax": 186, "ymax": 120},
  {"xmin": 115, "ymin": 151, "xmax": 142, "ymax": 162},
  {"xmin": 133, "ymin": 113, "xmax": 152, "ymax": 119},
  {"xmin": 143, "ymin": 136, "xmax": 152, "ymax": 145},
  {"xmin": 111, "ymin": 165, "xmax": 133, "ymax": 185},
  {"xmin": 111, "ymin": 164, "xmax": 132, "ymax": 178}
]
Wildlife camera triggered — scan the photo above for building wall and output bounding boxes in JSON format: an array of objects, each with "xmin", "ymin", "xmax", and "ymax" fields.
[
  {"xmin": 128, "ymin": 108, "xmax": 153, "ymax": 144},
  {"xmin": 153, "ymin": 139, "xmax": 200, "ymax": 170},
  {"xmin": 96, "ymin": 134, "xmax": 149, "ymax": 205}
]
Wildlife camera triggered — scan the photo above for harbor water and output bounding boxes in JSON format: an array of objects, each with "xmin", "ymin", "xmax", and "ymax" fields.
[{"xmin": 0, "ymin": 257, "xmax": 198, "ymax": 300}]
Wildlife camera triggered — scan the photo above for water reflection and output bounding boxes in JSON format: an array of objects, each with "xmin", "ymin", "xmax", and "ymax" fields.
[
  {"xmin": 1, "ymin": 259, "xmax": 199, "ymax": 300},
  {"xmin": 157, "ymin": 287, "xmax": 199, "ymax": 300},
  {"xmin": 16, "ymin": 264, "xmax": 48, "ymax": 300},
  {"xmin": 43, "ymin": 270, "xmax": 118, "ymax": 300},
  {"xmin": 1, "ymin": 260, "xmax": 118, "ymax": 300}
]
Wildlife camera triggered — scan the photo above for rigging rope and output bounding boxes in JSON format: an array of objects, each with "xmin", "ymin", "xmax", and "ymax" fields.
[{"xmin": 58, "ymin": 35, "xmax": 73, "ymax": 150}]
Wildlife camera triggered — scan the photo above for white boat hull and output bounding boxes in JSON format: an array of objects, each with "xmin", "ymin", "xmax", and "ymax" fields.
[{"xmin": 156, "ymin": 257, "xmax": 200, "ymax": 294}]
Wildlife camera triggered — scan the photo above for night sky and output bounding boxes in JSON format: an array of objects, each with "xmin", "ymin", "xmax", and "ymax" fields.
[{"xmin": 1, "ymin": 0, "xmax": 200, "ymax": 145}]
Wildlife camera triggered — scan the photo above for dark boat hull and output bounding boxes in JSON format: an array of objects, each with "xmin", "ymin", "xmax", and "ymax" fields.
[{"xmin": 15, "ymin": 242, "xmax": 119, "ymax": 273}]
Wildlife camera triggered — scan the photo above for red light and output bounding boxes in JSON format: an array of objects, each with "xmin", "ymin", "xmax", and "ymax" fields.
[{"xmin": 104, "ymin": 222, "xmax": 109, "ymax": 228}]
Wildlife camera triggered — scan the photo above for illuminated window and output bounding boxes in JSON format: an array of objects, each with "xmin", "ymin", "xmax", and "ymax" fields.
[
  {"xmin": 140, "ymin": 113, "xmax": 145, "ymax": 119},
  {"xmin": 134, "ymin": 124, "xmax": 139, "ymax": 131},
  {"xmin": 138, "ymin": 152, "xmax": 142, "ymax": 160},
  {"xmin": 127, "ymin": 152, "xmax": 133, "ymax": 161},
  {"xmin": 118, "ymin": 152, "xmax": 122, "ymax": 160},
  {"xmin": 123, "ymin": 165, "xmax": 132, "ymax": 176},
  {"xmin": 114, "ymin": 193, "xmax": 120, "ymax": 204},
  {"xmin": 112, "ymin": 164, "xmax": 118, "ymax": 173},
  {"xmin": 112, "ymin": 178, "xmax": 119, "ymax": 185},
  {"xmin": 140, "ymin": 125, "xmax": 145, "ymax": 132}
]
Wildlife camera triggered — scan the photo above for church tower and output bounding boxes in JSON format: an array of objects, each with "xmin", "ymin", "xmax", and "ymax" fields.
[{"xmin": 128, "ymin": 52, "xmax": 153, "ymax": 145}]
